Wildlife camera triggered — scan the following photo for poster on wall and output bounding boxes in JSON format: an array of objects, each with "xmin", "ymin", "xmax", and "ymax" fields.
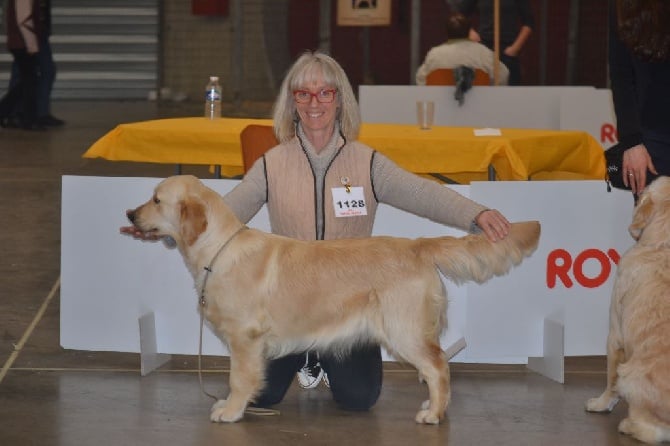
[{"xmin": 337, "ymin": 0, "xmax": 391, "ymax": 26}]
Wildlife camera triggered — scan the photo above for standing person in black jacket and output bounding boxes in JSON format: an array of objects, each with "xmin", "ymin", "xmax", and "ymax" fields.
[
  {"xmin": 458, "ymin": 0, "xmax": 534, "ymax": 86},
  {"xmin": 609, "ymin": 0, "xmax": 670, "ymax": 195},
  {"xmin": 5, "ymin": 0, "xmax": 63, "ymax": 128},
  {"xmin": 0, "ymin": 0, "xmax": 42, "ymax": 129}
]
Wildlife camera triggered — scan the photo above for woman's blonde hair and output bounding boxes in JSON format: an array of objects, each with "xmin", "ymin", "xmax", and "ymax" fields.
[{"xmin": 273, "ymin": 51, "xmax": 361, "ymax": 143}]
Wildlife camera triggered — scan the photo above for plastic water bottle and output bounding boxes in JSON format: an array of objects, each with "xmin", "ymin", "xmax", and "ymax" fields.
[{"xmin": 204, "ymin": 76, "xmax": 222, "ymax": 119}]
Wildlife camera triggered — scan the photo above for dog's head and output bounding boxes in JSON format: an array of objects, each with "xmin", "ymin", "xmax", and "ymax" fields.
[
  {"xmin": 127, "ymin": 175, "xmax": 210, "ymax": 247},
  {"xmin": 629, "ymin": 176, "xmax": 670, "ymax": 243}
]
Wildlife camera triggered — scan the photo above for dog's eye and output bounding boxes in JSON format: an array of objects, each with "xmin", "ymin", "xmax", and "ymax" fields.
[{"xmin": 153, "ymin": 196, "xmax": 160, "ymax": 204}]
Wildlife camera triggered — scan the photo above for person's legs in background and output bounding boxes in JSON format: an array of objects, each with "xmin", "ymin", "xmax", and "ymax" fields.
[
  {"xmin": 0, "ymin": 50, "xmax": 39, "ymax": 130},
  {"xmin": 252, "ymin": 352, "xmax": 306, "ymax": 407},
  {"xmin": 501, "ymin": 53, "xmax": 521, "ymax": 85},
  {"xmin": 319, "ymin": 344, "xmax": 383, "ymax": 411},
  {"xmin": 36, "ymin": 36, "xmax": 64, "ymax": 126},
  {"xmin": 482, "ymin": 39, "xmax": 522, "ymax": 86},
  {"xmin": 5, "ymin": 59, "xmax": 21, "ymax": 124},
  {"xmin": 17, "ymin": 51, "xmax": 39, "ymax": 129},
  {"xmin": 0, "ymin": 62, "xmax": 22, "ymax": 125},
  {"xmin": 253, "ymin": 345, "xmax": 383, "ymax": 411},
  {"xmin": 9, "ymin": 58, "xmax": 19, "ymax": 90},
  {"xmin": 7, "ymin": 37, "xmax": 64, "ymax": 128}
]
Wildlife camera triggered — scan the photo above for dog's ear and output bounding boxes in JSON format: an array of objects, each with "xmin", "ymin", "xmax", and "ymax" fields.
[
  {"xmin": 629, "ymin": 194, "xmax": 653, "ymax": 240},
  {"xmin": 180, "ymin": 197, "xmax": 208, "ymax": 246}
]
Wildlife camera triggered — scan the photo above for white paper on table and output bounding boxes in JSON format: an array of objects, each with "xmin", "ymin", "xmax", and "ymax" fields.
[{"xmin": 473, "ymin": 128, "xmax": 502, "ymax": 136}]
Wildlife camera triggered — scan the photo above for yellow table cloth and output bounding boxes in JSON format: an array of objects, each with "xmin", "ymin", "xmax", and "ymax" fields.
[
  {"xmin": 84, "ymin": 117, "xmax": 606, "ymax": 183},
  {"xmin": 85, "ymin": 117, "xmax": 271, "ymax": 178}
]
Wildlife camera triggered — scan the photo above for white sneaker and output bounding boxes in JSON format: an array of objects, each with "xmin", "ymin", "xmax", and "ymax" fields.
[{"xmin": 297, "ymin": 352, "xmax": 324, "ymax": 389}]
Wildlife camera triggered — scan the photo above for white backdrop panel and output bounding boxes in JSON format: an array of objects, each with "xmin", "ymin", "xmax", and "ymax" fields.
[
  {"xmin": 359, "ymin": 86, "xmax": 593, "ymax": 130},
  {"xmin": 464, "ymin": 181, "xmax": 633, "ymax": 362},
  {"xmin": 61, "ymin": 176, "xmax": 634, "ymax": 363},
  {"xmin": 60, "ymin": 176, "xmax": 468, "ymax": 359},
  {"xmin": 359, "ymin": 85, "xmax": 617, "ymax": 147}
]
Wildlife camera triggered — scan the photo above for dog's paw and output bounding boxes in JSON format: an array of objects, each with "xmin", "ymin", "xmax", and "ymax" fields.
[
  {"xmin": 415, "ymin": 409, "xmax": 441, "ymax": 425},
  {"xmin": 618, "ymin": 417, "xmax": 633, "ymax": 435},
  {"xmin": 618, "ymin": 417, "xmax": 660, "ymax": 444},
  {"xmin": 210, "ymin": 399, "xmax": 245, "ymax": 423},
  {"xmin": 585, "ymin": 394, "xmax": 619, "ymax": 413}
]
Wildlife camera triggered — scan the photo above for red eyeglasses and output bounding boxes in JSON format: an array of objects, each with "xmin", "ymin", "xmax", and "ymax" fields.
[{"xmin": 292, "ymin": 89, "xmax": 337, "ymax": 103}]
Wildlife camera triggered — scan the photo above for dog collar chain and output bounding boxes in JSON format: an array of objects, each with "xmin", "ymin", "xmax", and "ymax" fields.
[{"xmin": 199, "ymin": 225, "xmax": 247, "ymax": 307}]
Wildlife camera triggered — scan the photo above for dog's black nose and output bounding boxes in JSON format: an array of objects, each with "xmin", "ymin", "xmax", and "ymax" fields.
[{"xmin": 127, "ymin": 209, "xmax": 136, "ymax": 223}]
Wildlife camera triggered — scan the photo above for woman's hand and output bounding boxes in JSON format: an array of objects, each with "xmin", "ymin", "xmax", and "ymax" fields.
[
  {"xmin": 120, "ymin": 226, "xmax": 176, "ymax": 248},
  {"xmin": 476, "ymin": 209, "xmax": 511, "ymax": 242},
  {"xmin": 623, "ymin": 144, "xmax": 657, "ymax": 195},
  {"xmin": 119, "ymin": 225, "xmax": 160, "ymax": 241}
]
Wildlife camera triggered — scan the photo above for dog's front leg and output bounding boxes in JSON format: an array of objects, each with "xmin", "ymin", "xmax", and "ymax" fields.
[{"xmin": 210, "ymin": 336, "xmax": 266, "ymax": 423}]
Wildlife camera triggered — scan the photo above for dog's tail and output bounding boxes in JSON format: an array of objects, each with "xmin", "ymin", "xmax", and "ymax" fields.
[{"xmin": 420, "ymin": 221, "xmax": 541, "ymax": 284}]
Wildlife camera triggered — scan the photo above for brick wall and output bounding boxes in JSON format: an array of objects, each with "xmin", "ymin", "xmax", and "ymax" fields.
[{"xmin": 161, "ymin": 0, "xmax": 276, "ymax": 103}]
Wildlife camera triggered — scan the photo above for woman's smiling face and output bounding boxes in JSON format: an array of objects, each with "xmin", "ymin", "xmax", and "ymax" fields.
[{"xmin": 293, "ymin": 71, "xmax": 339, "ymax": 139}]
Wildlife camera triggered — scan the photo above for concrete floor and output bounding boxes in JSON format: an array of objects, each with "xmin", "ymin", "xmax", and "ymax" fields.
[{"xmin": 0, "ymin": 100, "xmax": 636, "ymax": 445}]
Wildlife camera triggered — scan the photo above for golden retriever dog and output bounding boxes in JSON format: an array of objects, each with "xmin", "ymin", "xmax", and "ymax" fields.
[
  {"xmin": 586, "ymin": 176, "xmax": 670, "ymax": 443},
  {"xmin": 126, "ymin": 175, "xmax": 540, "ymax": 425}
]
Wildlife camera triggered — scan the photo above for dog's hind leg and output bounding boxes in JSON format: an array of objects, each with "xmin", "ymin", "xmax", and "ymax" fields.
[
  {"xmin": 400, "ymin": 341, "xmax": 449, "ymax": 425},
  {"xmin": 210, "ymin": 335, "xmax": 266, "ymax": 423}
]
